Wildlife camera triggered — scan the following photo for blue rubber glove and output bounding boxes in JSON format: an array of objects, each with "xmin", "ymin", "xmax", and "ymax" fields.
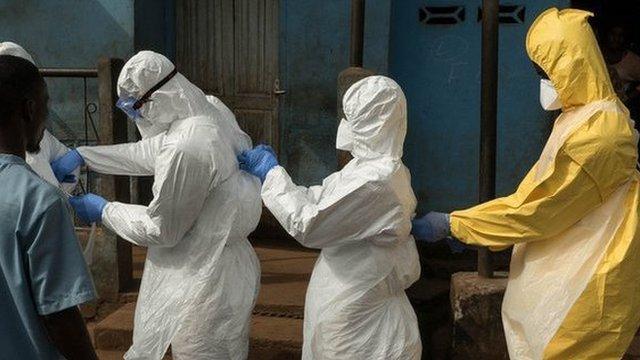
[
  {"xmin": 50, "ymin": 149, "xmax": 84, "ymax": 183},
  {"xmin": 69, "ymin": 193, "xmax": 107, "ymax": 224},
  {"xmin": 411, "ymin": 212, "xmax": 451, "ymax": 243},
  {"xmin": 255, "ymin": 144, "xmax": 276, "ymax": 156},
  {"xmin": 238, "ymin": 145, "xmax": 279, "ymax": 183}
]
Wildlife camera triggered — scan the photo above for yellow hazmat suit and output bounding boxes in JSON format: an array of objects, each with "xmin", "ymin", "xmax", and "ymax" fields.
[{"xmin": 451, "ymin": 8, "xmax": 640, "ymax": 359}]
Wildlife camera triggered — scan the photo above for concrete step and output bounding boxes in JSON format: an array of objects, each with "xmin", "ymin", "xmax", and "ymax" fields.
[
  {"xmin": 93, "ymin": 244, "xmax": 313, "ymax": 357},
  {"xmin": 93, "ymin": 302, "xmax": 302, "ymax": 359},
  {"xmin": 96, "ymin": 350, "xmax": 125, "ymax": 360},
  {"xmin": 123, "ymin": 244, "xmax": 317, "ymax": 317},
  {"xmin": 254, "ymin": 245, "xmax": 317, "ymax": 318},
  {"xmin": 128, "ymin": 243, "xmax": 317, "ymax": 318},
  {"xmin": 249, "ymin": 315, "xmax": 303, "ymax": 360},
  {"xmin": 93, "ymin": 303, "xmax": 135, "ymax": 352}
]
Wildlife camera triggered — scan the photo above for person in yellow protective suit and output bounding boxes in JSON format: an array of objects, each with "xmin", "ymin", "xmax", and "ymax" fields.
[{"xmin": 412, "ymin": 8, "xmax": 640, "ymax": 359}]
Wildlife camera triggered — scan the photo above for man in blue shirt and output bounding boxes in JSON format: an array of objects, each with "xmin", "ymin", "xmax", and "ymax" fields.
[{"xmin": 0, "ymin": 55, "xmax": 97, "ymax": 359}]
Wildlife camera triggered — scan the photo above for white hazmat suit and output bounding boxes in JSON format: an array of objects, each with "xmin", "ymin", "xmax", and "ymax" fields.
[
  {"xmin": 0, "ymin": 41, "xmax": 78, "ymax": 192},
  {"xmin": 27, "ymin": 130, "xmax": 78, "ymax": 193},
  {"xmin": 261, "ymin": 76, "xmax": 422, "ymax": 359},
  {"xmin": 77, "ymin": 51, "xmax": 262, "ymax": 359}
]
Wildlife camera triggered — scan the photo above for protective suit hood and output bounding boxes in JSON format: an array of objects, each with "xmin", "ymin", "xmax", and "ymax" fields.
[
  {"xmin": 526, "ymin": 8, "xmax": 615, "ymax": 110},
  {"xmin": 341, "ymin": 76, "xmax": 407, "ymax": 159},
  {"xmin": 0, "ymin": 42, "xmax": 35, "ymax": 64},
  {"xmin": 117, "ymin": 51, "xmax": 214, "ymax": 138}
]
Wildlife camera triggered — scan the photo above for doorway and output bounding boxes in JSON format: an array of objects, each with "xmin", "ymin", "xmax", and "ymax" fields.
[{"xmin": 175, "ymin": 0, "xmax": 280, "ymax": 151}]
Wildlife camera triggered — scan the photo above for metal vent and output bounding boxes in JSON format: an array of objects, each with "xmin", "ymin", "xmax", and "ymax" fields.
[
  {"xmin": 419, "ymin": 5, "xmax": 466, "ymax": 25},
  {"xmin": 477, "ymin": 5, "xmax": 525, "ymax": 24}
]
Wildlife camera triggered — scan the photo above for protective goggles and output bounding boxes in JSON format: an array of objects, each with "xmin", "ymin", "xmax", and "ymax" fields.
[{"xmin": 116, "ymin": 68, "xmax": 178, "ymax": 120}]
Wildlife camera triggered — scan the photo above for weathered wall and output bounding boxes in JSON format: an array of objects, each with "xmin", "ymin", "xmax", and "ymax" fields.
[
  {"xmin": 0, "ymin": 0, "xmax": 134, "ymax": 144},
  {"xmin": 389, "ymin": 0, "xmax": 568, "ymax": 213},
  {"xmin": 278, "ymin": 0, "xmax": 391, "ymax": 184}
]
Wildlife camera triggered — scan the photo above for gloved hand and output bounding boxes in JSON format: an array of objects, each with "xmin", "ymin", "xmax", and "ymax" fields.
[
  {"xmin": 50, "ymin": 149, "xmax": 84, "ymax": 183},
  {"xmin": 411, "ymin": 212, "xmax": 451, "ymax": 243},
  {"xmin": 69, "ymin": 193, "xmax": 107, "ymax": 224},
  {"xmin": 238, "ymin": 144, "xmax": 279, "ymax": 183}
]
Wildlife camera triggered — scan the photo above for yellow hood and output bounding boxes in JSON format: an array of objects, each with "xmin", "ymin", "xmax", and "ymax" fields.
[{"xmin": 526, "ymin": 8, "xmax": 615, "ymax": 110}]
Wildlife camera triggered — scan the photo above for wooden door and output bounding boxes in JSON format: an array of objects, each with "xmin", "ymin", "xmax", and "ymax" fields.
[{"xmin": 176, "ymin": 0, "xmax": 280, "ymax": 152}]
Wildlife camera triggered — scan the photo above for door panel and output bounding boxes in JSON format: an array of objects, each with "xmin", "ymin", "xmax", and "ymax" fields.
[
  {"xmin": 235, "ymin": 109, "xmax": 274, "ymax": 145},
  {"xmin": 233, "ymin": 0, "xmax": 278, "ymax": 149},
  {"xmin": 176, "ymin": 0, "xmax": 226, "ymax": 96},
  {"xmin": 235, "ymin": 0, "xmax": 266, "ymax": 94},
  {"xmin": 176, "ymin": 0, "xmax": 279, "ymax": 152}
]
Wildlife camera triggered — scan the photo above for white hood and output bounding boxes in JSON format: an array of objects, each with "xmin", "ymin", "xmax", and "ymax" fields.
[
  {"xmin": 340, "ymin": 76, "xmax": 407, "ymax": 160},
  {"xmin": 117, "ymin": 51, "xmax": 215, "ymax": 138}
]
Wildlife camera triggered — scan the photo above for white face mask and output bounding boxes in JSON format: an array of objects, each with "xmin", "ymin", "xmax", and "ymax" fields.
[
  {"xmin": 540, "ymin": 79, "xmax": 562, "ymax": 111},
  {"xmin": 336, "ymin": 118, "xmax": 354, "ymax": 151}
]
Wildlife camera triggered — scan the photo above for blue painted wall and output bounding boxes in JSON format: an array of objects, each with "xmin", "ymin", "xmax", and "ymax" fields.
[
  {"xmin": 279, "ymin": 0, "xmax": 391, "ymax": 185},
  {"xmin": 389, "ymin": 0, "xmax": 568, "ymax": 213},
  {"xmin": 0, "ymin": 0, "xmax": 134, "ymax": 144}
]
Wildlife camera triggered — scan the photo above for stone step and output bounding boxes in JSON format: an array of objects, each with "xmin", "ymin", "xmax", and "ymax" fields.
[
  {"xmin": 93, "ymin": 303, "xmax": 135, "ymax": 352},
  {"xmin": 92, "ymin": 302, "xmax": 302, "ymax": 358},
  {"xmin": 254, "ymin": 245, "xmax": 317, "ymax": 318},
  {"xmin": 249, "ymin": 315, "xmax": 303, "ymax": 360},
  {"xmin": 127, "ymin": 243, "xmax": 317, "ymax": 318},
  {"xmin": 96, "ymin": 350, "xmax": 125, "ymax": 360},
  {"xmin": 93, "ymin": 243, "xmax": 312, "ymax": 357}
]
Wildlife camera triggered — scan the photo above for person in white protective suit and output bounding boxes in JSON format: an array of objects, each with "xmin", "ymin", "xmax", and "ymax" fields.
[
  {"xmin": 239, "ymin": 75, "xmax": 422, "ymax": 359},
  {"xmin": 51, "ymin": 51, "xmax": 262, "ymax": 360},
  {"xmin": 0, "ymin": 41, "xmax": 79, "ymax": 192}
]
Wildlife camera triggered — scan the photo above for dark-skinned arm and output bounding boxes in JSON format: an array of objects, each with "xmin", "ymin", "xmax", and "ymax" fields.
[{"xmin": 41, "ymin": 306, "xmax": 97, "ymax": 360}]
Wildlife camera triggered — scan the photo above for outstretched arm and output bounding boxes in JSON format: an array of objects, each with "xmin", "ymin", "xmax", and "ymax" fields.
[
  {"xmin": 77, "ymin": 133, "xmax": 165, "ymax": 176},
  {"xmin": 262, "ymin": 166, "xmax": 408, "ymax": 249},
  {"xmin": 452, "ymin": 111, "xmax": 637, "ymax": 250},
  {"xmin": 42, "ymin": 307, "xmax": 97, "ymax": 360}
]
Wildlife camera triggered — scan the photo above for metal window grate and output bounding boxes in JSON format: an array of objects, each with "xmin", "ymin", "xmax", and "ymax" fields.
[
  {"xmin": 419, "ymin": 5, "xmax": 466, "ymax": 25},
  {"xmin": 477, "ymin": 5, "xmax": 526, "ymax": 24}
]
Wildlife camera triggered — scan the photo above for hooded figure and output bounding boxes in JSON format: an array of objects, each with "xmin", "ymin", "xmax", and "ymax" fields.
[
  {"xmin": 0, "ymin": 42, "xmax": 79, "ymax": 192},
  {"xmin": 414, "ymin": 8, "xmax": 640, "ymax": 359},
  {"xmin": 57, "ymin": 51, "xmax": 262, "ymax": 359},
  {"xmin": 240, "ymin": 75, "xmax": 422, "ymax": 359}
]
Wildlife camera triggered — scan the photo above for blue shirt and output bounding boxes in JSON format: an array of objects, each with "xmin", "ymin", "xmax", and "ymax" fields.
[{"xmin": 0, "ymin": 154, "xmax": 96, "ymax": 359}]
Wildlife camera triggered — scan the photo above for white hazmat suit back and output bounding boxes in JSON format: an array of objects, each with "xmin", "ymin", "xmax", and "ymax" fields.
[
  {"xmin": 261, "ymin": 76, "xmax": 422, "ymax": 359},
  {"xmin": 77, "ymin": 51, "xmax": 262, "ymax": 359}
]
